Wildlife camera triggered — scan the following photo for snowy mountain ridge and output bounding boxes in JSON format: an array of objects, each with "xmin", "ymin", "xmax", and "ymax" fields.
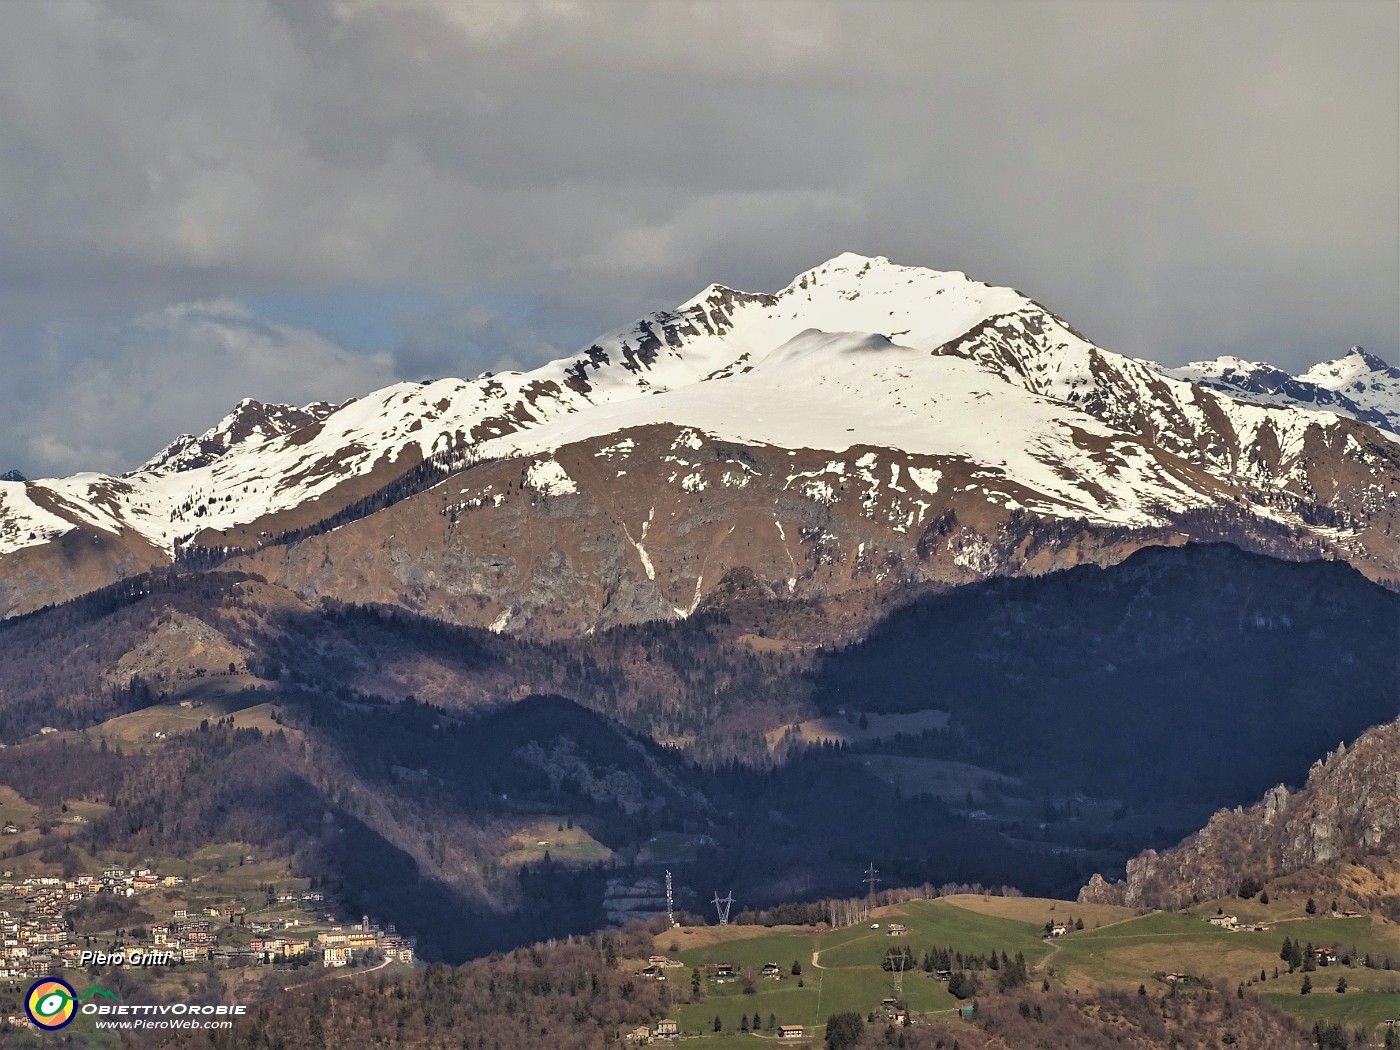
[
  {"xmin": 1162, "ymin": 346, "xmax": 1400, "ymax": 435},
  {"xmin": 139, "ymin": 398, "xmax": 343, "ymax": 476},
  {"xmin": 3, "ymin": 254, "xmax": 1399, "ymax": 625}
]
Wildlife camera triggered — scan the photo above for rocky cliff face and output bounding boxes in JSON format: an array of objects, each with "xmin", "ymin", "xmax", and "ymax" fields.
[{"xmin": 1081, "ymin": 717, "xmax": 1400, "ymax": 910}]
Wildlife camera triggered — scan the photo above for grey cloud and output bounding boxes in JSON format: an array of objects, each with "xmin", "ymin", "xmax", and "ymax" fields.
[
  {"xmin": 2, "ymin": 302, "xmax": 395, "ymax": 478},
  {"xmin": 392, "ymin": 302, "xmax": 565, "ymax": 381},
  {"xmin": 0, "ymin": 0, "xmax": 1394, "ymax": 475}
]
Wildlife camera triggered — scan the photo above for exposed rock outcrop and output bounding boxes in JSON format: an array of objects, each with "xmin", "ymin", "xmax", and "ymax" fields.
[{"xmin": 1081, "ymin": 717, "xmax": 1400, "ymax": 910}]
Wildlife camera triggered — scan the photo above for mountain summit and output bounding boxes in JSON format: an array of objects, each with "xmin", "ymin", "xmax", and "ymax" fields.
[
  {"xmin": 1163, "ymin": 344, "xmax": 1400, "ymax": 434},
  {"xmin": 3, "ymin": 255, "xmax": 1400, "ymax": 630},
  {"xmin": 140, "ymin": 398, "xmax": 341, "ymax": 475}
]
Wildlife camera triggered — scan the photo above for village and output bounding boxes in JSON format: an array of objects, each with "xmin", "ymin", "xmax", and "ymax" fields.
[{"xmin": 0, "ymin": 863, "xmax": 413, "ymax": 985}]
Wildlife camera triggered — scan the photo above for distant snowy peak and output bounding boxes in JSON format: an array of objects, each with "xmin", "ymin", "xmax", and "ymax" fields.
[
  {"xmin": 1302, "ymin": 345, "xmax": 1400, "ymax": 387},
  {"xmin": 1165, "ymin": 356, "xmax": 1289, "ymax": 392},
  {"xmin": 0, "ymin": 470, "xmax": 24, "ymax": 483},
  {"xmin": 1163, "ymin": 346, "xmax": 1400, "ymax": 434},
  {"xmin": 138, "ymin": 398, "xmax": 341, "ymax": 475},
  {"xmin": 1299, "ymin": 345, "xmax": 1400, "ymax": 421}
]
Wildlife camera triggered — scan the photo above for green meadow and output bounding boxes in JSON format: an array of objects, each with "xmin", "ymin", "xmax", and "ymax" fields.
[
  {"xmin": 662, "ymin": 896, "xmax": 1057, "ymax": 1042},
  {"xmin": 651, "ymin": 894, "xmax": 1400, "ymax": 1044}
]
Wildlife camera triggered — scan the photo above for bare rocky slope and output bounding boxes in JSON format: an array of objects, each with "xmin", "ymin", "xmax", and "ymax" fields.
[
  {"xmin": 4, "ymin": 254, "xmax": 1399, "ymax": 633},
  {"xmin": 1081, "ymin": 715, "xmax": 1400, "ymax": 914}
]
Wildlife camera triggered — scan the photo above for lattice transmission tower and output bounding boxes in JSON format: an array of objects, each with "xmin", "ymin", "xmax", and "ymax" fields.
[{"xmin": 711, "ymin": 890, "xmax": 735, "ymax": 926}]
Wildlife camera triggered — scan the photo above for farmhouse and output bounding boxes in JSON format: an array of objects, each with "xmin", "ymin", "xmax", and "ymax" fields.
[
  {"xmin": 778, "ymin": 1025, "xmax": 805, "ymax": 1039},
  {"xmin": 652, "ymin": 1018, "xmax": 678, "ymax": 1039},
  {"xmin": 886, "ymin": 923, "xmax": 909, "ymax": 936}
]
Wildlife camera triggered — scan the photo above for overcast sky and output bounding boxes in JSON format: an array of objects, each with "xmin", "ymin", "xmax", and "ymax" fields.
[{"xmin": 1, "ymin": 0, "xmax": 1395, "ymax": 478}]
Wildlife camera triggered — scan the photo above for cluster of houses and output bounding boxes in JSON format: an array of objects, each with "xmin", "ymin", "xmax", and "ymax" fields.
[
  {"xmin": 697, "ymin": 960, "xmax": 800, "ymax": 986},
  {"xmin": 0, "ymin": 907, "xmax": 69, "ymax": 979},
  {"xmin": 0, "ymin": 865, "xmax": 412, "ymax": 979},
  {"xmin": 880, "ymin": 998, "xmax": 910, "ymax": 1025},
  {"xmin": 1205, "ymin": 914, "xmax": 1270, "ymax": 933},
  {"xmin": 0, "ymin": 867, "xmax": 186, "ymax": 978},
  {"xmin": 115, "ymin": 908, "xmax": 413, "ymax": 969},
  {"xmin": 620, "ymin": 1020, "xmax": 805, "ymax": 1043},
  {"xmin": 317, "ymin": 915, "xmax": 415, "ymax": 967},
  {"xmin": 619, "ymin": 1019, "xmax": 679, "ymax": 1043},
  {"xmin": 637, "ymin": 954, "xmax": 685, "ymax": 980}
]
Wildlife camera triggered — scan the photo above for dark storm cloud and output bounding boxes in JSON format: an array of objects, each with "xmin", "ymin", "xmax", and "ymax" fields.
[{"xmin": 0, "ymin": 0, "xmax": 1395, "ymax": 476}]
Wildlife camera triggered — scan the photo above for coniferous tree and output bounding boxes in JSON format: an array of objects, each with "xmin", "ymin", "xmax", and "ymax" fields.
[{"xmin": 825, "ymin": 1012, "xmax": 864, "ymax": 1050}]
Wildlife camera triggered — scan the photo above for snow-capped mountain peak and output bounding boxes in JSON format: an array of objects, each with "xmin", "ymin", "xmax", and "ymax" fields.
[
  {"xmin": 4, "ymin": 254, "xmax": 1400, "ymax": 627},
  {"xmin": 139, "ymin": 397, "xmax": 341, "ymax": 475},
  {"xmin": 1299, "ymin": 344, "xmax": 1400, "ymax": 390},
  {"xmin": 1163, "ymin": 345, "xmax": 1400, "ymax": 434}
]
